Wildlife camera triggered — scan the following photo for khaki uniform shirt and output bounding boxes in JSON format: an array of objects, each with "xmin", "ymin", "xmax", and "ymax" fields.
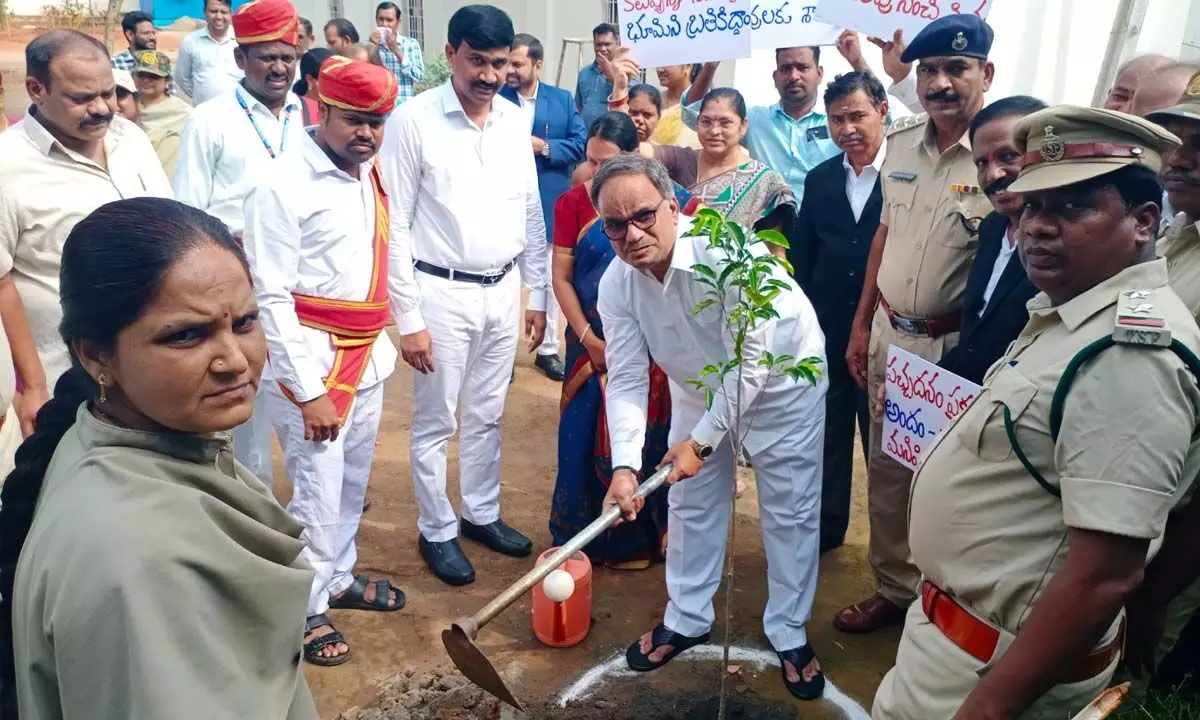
[
  {"xmin": 1161, "ymin": 214, "xmax": 1200, "ymax": 317},
  {"xmin": 14, "ymin": 406, "xmax": 319, "ymax": 720},
  {"xmin": 0, "ymin": 111, "xmax": 172, "ymax": 384},
  {"xmin": 877, "ymin": 115, "xmax": 993, "ymax": 319},
  {"xmin": 909, "ymin": 259, "xmax": 1200, "ymax": 640}
]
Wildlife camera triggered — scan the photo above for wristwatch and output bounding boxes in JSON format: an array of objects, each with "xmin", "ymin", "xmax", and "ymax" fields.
[
  {"xmin": 539, "ymin": 143, "xmax": 551, "ymax": 158},
  {"xmin": 688, "ymin": 437, "xmax": 714, "ymax": 461}
]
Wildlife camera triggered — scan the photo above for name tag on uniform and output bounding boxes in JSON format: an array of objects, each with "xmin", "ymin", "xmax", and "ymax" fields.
[
  {"xmin": 888, "ymin": 171, "xmax": 918, "ymax": 183},
  {"xmin": 951, "ymin": 183, "xmax": 983, "ymax": 195},
  {"xmin": 806, "ymin": 126, "xmax": 830, "ymax": 142}
]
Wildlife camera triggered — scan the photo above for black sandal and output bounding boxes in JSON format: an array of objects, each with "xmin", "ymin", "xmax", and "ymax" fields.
[
  {"xmin": 304, "ymin": 613, "xmax": 351, "ymax": 667},
  {"xmin": 777, "ymin": 644, "xmax": 825, "ymax": 700},
  {"xmin": 328, "ymin": 574, "xmax": 406, "ymax": 612},
  {"xmin": 625, "ymin": 623, "xmax": 711, "ymax": 672}
]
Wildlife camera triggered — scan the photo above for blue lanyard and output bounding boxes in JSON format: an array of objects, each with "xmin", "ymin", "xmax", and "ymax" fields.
[{"xmin": 235, "ymin": 89, "xmax": 291, "ymax": 159}]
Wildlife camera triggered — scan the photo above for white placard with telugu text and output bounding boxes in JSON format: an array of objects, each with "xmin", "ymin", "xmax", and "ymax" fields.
[
  {"xmin": 882, "ymin": 345, "xmax": 981, "ymax": 471},
  {"xmin": 815, "ymin": 0, "xmax": 994, "ymax": 47},
  {"xmin": 750, "ymin": 0, "xmax": 843, "ymax": 50},
  {"xmin": 620, "ymin": 0, "xmax": 755, "ymax": 69}
]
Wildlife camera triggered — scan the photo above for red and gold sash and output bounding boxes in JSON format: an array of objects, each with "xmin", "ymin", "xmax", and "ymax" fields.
[{"xmin": 282, "ymin": 164, "xmax": 390, "ymax": 422}]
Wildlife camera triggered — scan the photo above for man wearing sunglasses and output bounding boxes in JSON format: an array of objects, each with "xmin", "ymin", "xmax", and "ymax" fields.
[{"xmin": 595, "ymin": 153, "xmax": 830, "ymax": 701}]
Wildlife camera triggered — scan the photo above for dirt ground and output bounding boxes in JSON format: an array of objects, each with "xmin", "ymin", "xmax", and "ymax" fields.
[{"xmin": 279, "ymin": 330, "xmax": 894, "ymax": 720}]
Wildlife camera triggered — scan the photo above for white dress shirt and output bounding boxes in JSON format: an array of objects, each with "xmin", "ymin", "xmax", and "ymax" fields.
[
  {"xmin": 599, "ymin": 218, "xmax": 826, "ymax": 468},
  {"xmin": 0, "ymin": 112, "xmax": 172, "ymax": 384},
  {"xmin": 173, "ymin": 85, "xmax": 307, "ymax": 236},
  {"xmin": 980, "ymin": 224, "xmax": 1018, "ymax": 316},
  {"xmin": 518, "ymin": 82, "xmax": 538, "ymax": 129},
  {"xmin": 843, "ymin": 139, "xmax": 886, "ymax": 222},
  {"xmin": 243, "ymin": 135, "xmax": 398, "ymax": 402},
  {"xmin": 176, "ymin": 27, "xmax": 242, "ymax": 105},
  {"xmin": 379, "ymin": 81, "xmax": 549, "ymax": 335}
]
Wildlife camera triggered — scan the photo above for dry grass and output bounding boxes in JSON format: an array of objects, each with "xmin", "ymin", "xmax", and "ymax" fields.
[{"xmin": 1113, "ymin": 685, "xmax": 1200, "ymax": 719}]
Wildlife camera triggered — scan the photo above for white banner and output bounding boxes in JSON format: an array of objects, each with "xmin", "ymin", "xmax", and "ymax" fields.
[
  {"xmin": 882, "ymin": 345, "xmax": 980, "ymax": 471},
  {"xmin": 815, "ymin": 0, "xmax": 995, "ymax": 46},
  {"xmin": 751, "ymin": 1, "xmax": 843, "ymax": 50},
  {"xmin": 620, "ymin": 0, "xmax": 755, "ymax": 69}
]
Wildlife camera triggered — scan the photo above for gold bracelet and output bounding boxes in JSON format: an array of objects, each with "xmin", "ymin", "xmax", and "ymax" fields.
[{"xmin": 579, "ymin": 326, "xmax": 594, "ymax": 343}]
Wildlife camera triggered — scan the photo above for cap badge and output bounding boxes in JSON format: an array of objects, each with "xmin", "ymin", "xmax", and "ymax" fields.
[
  {"xmin": 1188, "ymin": 74, "xmax": 1200, "ymax": 98},
  {"xmin": 951, "ymin": 32, "xmax": 968, "ymax": 52},
  {"xmin": 1040, "ymin": 125, "xmax": 1065, "ymax": 163}
]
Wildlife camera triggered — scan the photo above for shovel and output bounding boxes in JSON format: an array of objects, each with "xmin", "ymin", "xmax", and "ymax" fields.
[{"xmin": 442, "ymin": 464, "xmax": 674, "ymax": 710}]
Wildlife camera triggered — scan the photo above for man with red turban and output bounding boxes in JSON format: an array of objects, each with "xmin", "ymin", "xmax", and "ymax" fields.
[
  {"xmin": 174, "ymin": 0, "xmax": 306, "ymax": 489},
  {"xmin": 244, "ymin": 57, "xmax": 402, "ymax": 667}
]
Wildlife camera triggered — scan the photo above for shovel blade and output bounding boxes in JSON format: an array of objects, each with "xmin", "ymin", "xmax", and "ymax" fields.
[{"xmin": 442, "ymin": 622, "xmax": 525, "ymax": 711}]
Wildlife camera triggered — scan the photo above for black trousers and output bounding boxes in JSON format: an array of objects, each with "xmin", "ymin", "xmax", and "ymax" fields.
[{"xmin": 820, "ymin": 360, "xmax": 870, "ymax": 550}]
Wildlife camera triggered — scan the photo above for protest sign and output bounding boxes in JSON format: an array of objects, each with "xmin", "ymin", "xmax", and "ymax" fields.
[
  {"xmin": 882, "ymin": 345, "xmax": 980, "ymax": 470},
  {"xmin": 815, "ymin": 0, "xmax": 994, "ymax": 46},
  {"xmin": 750, "ymin": 1, "xmax": 843, "ymax": 50},
  {"xmin": 619, "ymin": 0, "xmax": 755, "ymax": 69}
]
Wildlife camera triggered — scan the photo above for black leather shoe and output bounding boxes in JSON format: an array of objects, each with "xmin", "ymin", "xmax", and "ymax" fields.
[
  {"xmin": 534, "ymin": 354, "xmax": 566, "ymax": 381},
  {"xmin": 418, "ymin": 536, "xmax": 475, "ymax": 586},
  {"xmin": 461, "ymin": 519, "xmax": 533, "ymax": 558}
]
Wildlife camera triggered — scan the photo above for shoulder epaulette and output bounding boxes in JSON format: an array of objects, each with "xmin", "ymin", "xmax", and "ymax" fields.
[
  {"xmin": 885, "ymin": 113, "xmax": 928, "ymax": 137},
  {"xmin": 1113, "ymin": 289, "xmax": 1172, "ymax": 347}
]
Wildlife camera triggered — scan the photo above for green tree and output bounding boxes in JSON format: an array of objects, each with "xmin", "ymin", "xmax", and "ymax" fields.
[{"xmin": 415, "ymin": 53, "xmax": 451, "ymax": 94}]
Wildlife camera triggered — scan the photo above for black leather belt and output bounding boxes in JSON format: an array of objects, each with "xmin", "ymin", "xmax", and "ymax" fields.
[{"xmin": 414, "ymin": 259, "xmax": 516, "ymax": 286}]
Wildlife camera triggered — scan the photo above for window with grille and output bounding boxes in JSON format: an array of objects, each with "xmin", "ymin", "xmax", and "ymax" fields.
[
  {"xmin": 406, "ymin": 0, "xmax": 425, "ymax": 47},
  {"xmin": 604, "ymin": 0, "xmax": 617, "ymax": 24},
  {"xmin": 328, "ymin": 0, "xmax": 343, "ymax": 19}
]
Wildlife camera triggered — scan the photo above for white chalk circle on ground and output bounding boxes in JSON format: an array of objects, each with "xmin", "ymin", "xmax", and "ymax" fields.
[{"xmin": 555, "ymin": 644, "xmax": 871, "ymax": 719}]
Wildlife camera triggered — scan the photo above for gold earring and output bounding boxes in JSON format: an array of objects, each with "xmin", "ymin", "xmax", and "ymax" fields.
[{"xmin": 98, "ymin": 373, "xmax": 107, "ymax": 404}]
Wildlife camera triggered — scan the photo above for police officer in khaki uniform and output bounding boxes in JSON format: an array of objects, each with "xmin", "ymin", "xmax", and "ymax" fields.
[
  {"xmin": 1123, "ymin": 71, "xmax": 1200, "ymax": 686},
  {"xmin": 873, "ymin": 106, "xmax": 1200, "ymax": 720},
  {"xmin": 838, "ymin": 14, "xmax": 997, "ymax": 633}
]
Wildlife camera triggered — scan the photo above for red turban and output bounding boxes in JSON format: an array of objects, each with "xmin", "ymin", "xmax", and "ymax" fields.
[
  {"xmin": 232, "ymin": 0, "xmax": 299, "ymax": 46},
  {"xmin": 317, "ymin": 57, "xmax": 399, "ymax": 115}
]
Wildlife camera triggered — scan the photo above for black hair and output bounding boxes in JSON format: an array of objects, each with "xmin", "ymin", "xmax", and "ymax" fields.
[
  {"xmin": 690, "ymin": 63, "xmax": 702, "ymax": 83},
  {"xmin": 823, "ymin": 71, "xmax": 887, "ymax": 109},
  {"xmin": 299, "ymin": 17, "xmax": 313, "ymax": 37},
  {"xmin": 207, "ymin": 0, "xmax": 232, "ymax": 8},
  {"xmin": 448, "ymin": 4, "xmax": 514, "ymax": 52},
  {"xmin": 375, "ymin": 1, "xmax": 401, "ymax": 20},
  {"xmin": 589, "ymin": 111, "xmax": 640, "ymax": 153},
  {"xmin": 325, "ymin": 18, "xmax": 359, "ymax": 43},
  {"xmin": 629, "ymin": 83, "xmax": 662, "ymax": 113},
  {"xmin": 699, "ymin": 87, "xmax": 747, "ymax": 120},
  {"xmin": 775, "ymin": 46, "xmax": 820, "ymax": 64},
  {"xmin": 0, "ymin": 198, "xmax": 247, "ymax": 718},
  {"xmin": 968, "ymin": 95, "xmax": 1049, "ymax": 144},
  {"xmin": 593, "ymin": 23, "xmax": 619, "ymax": 40},
  {"xmin": 121, "ymin": 10, "xmax": 153, "ymax": 35},
  {"xmin": 513, "ymin": 33, "xmax": 543, "ymax": 64},
  {"xmin": 26, "ymin": 29, "xmax": 107, "ymax": 88},
  {"xmin": 294, "ymin": 47, "xmax": 333, "ymax": 96},
  {"xmin": 1066, "ymin": 164, "xmax": 1163, "ymax": 212}
]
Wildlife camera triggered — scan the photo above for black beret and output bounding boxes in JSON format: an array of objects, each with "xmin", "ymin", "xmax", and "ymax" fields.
[{"xmin": 900, "ymin": 14, "xmax": 994, "ymax": 63}]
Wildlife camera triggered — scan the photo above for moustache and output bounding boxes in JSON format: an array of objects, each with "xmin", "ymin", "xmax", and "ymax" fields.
[
  {"xmin": 1163, "ymin": 170, "xmax": 1200, "ymax": 187},
  {"xmin": 350, "ymin": 141, "xmax": 376, "ymax": 152},
  {"xmin": 839, "ymin": 133, "xmax": 865, "ymax": 145},
  {"xmin": 81, "ymin": 114, "xmax": 112, "ymax": 128},
  {"xmin": 473, "ymin": 81, "xmax": 500, "ymax": 93},
  {"xmin": 986, "ymin": 177, "xmax": 1015, "ymax": 196},
  {"xmin": 926, "ymin": 91, "xmax": 960, "ymax": 104}
]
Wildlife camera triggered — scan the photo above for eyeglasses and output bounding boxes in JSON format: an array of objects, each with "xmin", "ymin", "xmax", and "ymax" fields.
[{"xmin": 602, "ymin": 201, "xmax": 666, "ymax": 241}]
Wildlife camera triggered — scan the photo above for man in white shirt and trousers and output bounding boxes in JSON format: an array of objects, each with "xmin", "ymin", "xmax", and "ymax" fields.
[
  {"xmin": 596, "ymin": 154, "xmax": 830, "ymax": 701},
  {"xmin": 174, "ymin": 0, "xmax": 308, "ymax": 484},
  {"xmin": 378, "ymin": 4, "xmax": 548, "ymax": 586},
  {"xmin": 244, "ymin": 56, "xmax": 405, "ymax": 667}
]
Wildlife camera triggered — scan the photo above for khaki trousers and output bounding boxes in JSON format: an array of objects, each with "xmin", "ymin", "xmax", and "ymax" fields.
[
  {"xmin": 866, "ymin": 305, "xmax": 959, "ymax": 606},
  {"xmin": 872, "ymin": 603, "xmax": 1117, "ymax": 719}
]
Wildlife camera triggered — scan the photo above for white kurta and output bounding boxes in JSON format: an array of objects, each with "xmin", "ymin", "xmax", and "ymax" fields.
[
  {"xmin": 0, "ymin": 112, "xmax": 172, "ymax": 386},
  {"xmin": 175, "ymin": 27, "xmax": 242, "ymax": 106},
  {"xmin": 244, "ymin": 136, "xmax": 395, "ymax": 615},
  {"xmin": 599, "ymin": 219, "xmax": 828, "ymax": 650},
  {"xmin": 174, "ymin": 85, "xmax": 307, "ymax": 482},
  {"xmin": 378, "ymin": 81, "xmax": 549, "ymax": 542}
]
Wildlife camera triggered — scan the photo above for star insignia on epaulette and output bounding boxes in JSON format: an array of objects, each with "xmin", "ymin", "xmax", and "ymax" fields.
[
  {"xmin": 1130, "ymin": 303, "xmax": 1155, "ymax": 314},
  {"xmin": 1124, "ymin": 290, "xmax": 1151, "ymax": 299}
]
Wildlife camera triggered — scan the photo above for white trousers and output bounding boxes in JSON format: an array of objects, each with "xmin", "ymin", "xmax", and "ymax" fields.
[
  {"xmin": 266, "ymin": 381, "xmax": 384, "ymax": 617},
  {"xmin": 233, "ymin": 384, "xmax": 275, "ymax": 484},
  {"xmin": 664, "ymin": 379, "xmax": 826, "ymax": 651},
  {"xmin": 411, "ymin": 270, "xmax": 520, "ymax": 542},
  {"xmin": 538, "ymin": 245, "xmax": 560, "ymax": 357}
]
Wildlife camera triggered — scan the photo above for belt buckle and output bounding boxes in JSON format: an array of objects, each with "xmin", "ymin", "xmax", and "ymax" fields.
[{"xmin": 894, "ymin": 315, "xmax": 923, "ymax": 335}]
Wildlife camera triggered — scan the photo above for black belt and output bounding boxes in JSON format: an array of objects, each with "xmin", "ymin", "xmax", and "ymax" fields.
[{"xmin": 414, "ymin": 259, "xmax": 516, "ymax": 286}]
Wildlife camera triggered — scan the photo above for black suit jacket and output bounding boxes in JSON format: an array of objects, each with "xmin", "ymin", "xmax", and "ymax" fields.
[
  {"xmin": 939, "ymin": 212, "xmax": 1038, "ymax": 385},
  {"xmin": 788, "ymin": 152, "xmax": 882, "ymax": 365}
]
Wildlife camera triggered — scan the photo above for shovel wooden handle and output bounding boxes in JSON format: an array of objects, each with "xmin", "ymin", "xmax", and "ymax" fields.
[{"xmin": 468, "ymin": 464, "xmax": 673, "ymax": 631}]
